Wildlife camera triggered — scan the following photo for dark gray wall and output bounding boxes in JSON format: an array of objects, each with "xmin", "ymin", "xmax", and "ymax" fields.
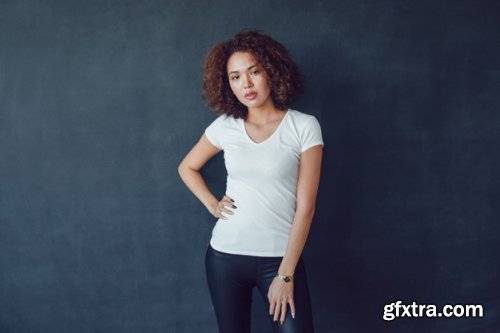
[{"xmin": 1, "ymin": 0, "xmax": 499, "ymax": 332}]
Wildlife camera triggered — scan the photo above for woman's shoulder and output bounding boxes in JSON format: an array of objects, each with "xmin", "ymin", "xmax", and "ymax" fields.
[
  {"xmin": 287, "ymin": 108, "xmax": 320, "ymax": 126},
  {"xmin": 204, "ymin": 113, "xmax": 240, "ymax": 149},
  {"xmin": 287, "ymin": 109, "xmax": 324, "ymax": 151}
]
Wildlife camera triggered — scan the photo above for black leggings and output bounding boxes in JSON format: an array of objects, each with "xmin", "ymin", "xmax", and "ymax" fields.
[{"xmin": 205, "ymin": 244, "xmax": 315, "ymax": 333}]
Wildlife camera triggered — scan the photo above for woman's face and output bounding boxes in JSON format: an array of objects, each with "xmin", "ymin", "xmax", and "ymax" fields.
[{"xmin": 226, "ymin": 51, "xmax": 274, "ymax": 111}]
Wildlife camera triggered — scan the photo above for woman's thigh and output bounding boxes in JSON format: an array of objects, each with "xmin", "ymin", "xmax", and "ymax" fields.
[
  {"xmin": 255, "ymin": 256, "xmax": 315, "ymax": 333},
  {"xmin": 204, "ymin": 244, "xmax": 256, "ymax": 333}
]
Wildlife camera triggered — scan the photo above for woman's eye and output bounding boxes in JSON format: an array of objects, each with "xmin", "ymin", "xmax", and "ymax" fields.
[
  {"xmin": 251, "ymin": 70, "xmax": 260, "ymax": 75},
  {"xmin": 231, "ymin": 76, "xmax": 239, "ymax": 80}
]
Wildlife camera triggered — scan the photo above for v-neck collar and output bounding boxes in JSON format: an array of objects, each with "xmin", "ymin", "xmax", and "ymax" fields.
[{"xmin": 241, "ymin": 110, "xmax": 289, "ymax": 145}]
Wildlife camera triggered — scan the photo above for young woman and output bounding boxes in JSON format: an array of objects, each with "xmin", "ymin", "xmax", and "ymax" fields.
[{"xmin": 178, "ymin": 29, "xmax": 324, "ymax": 333}]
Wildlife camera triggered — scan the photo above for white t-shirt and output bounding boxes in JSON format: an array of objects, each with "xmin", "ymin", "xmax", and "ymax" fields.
[{"xmin": 204, "ymin": 108, "xmax": 324, "ymax": 256}]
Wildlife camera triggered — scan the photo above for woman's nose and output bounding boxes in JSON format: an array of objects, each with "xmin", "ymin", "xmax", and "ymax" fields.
[{"xmin": 243, "ymin": 74, "xmax": 253, "ymax": 88}]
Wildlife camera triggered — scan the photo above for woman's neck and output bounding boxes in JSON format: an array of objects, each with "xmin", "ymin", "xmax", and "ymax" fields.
[{"xmin": 246, "ymin": 101, "xmax": 284, "ymax": 124}]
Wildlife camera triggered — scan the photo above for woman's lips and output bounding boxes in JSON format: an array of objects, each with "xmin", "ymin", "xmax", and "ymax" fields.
[{"xmin": 245, "ymin": 92, "xmax": 257, "ymax": 100}]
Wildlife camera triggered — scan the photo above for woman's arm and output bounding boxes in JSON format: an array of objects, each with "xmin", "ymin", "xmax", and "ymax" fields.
[
  {"xmin": 278, "ymin": 144, "xmax": 323, "ymax": 276},
  {"xmin": 267, "ymin": 144, "xmax": 323, "ymax": 323},
  {"xmin": 178, "ymin": 133, "xmax": 223, "ymax": 216}
]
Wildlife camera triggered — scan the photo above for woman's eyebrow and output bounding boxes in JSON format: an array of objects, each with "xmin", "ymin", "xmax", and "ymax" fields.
[{"xmin": 228, "ymin": 63, "xmax": 258, "ymax": 75}]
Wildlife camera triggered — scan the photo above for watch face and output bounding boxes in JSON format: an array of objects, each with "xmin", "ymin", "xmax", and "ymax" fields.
[{"xmin": 284, "ymin": 276, "xmax": 290, "ymax": 282}]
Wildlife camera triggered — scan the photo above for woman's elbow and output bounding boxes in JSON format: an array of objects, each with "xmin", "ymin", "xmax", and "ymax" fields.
[
  {"xmin": 178, "ymin": 162, "xmax": 199, "ymax": 179},
  {"xmin": 178, "ymin": 161, "xmax": 189, "ymax": 177}
]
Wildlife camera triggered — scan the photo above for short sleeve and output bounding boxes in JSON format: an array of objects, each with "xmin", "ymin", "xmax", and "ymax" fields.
[
  {"xmin": 204, "ymin": 116, "xmax": 223, "ymax": 150},
  {"xmin": 300, "ymin": 116, "xmax": 324, "ymax": 153}
]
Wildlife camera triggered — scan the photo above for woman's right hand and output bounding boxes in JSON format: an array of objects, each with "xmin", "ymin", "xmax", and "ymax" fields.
[{"xmin": 210, "ymin": 195, "xmax": 237, "ymax": 219}]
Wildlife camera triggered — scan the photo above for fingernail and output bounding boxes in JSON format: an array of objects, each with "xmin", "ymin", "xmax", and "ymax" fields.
[
  {"xmin": 233, "ymin": 205, "xmax": 237, "ymax": 208},
  {"xmin": 230, "ymin": 199, "xmax": 234, "ymax": 202},
  {"xmin": 280, "ymin": 321, "xmax": 284, "ymax": 325},
  {"xmin": 292, "ymin": 313, "xmax": 295, "ymax": 319}
]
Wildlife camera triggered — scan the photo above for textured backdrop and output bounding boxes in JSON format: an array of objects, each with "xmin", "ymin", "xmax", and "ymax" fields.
[{"xmin": 1, "ymin": 0, "xmax": 499, "ymax": 332}]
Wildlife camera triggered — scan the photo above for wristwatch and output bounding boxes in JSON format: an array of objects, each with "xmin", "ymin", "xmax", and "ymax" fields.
[{"xmin": 275, "ymin": 273, "xmax": 294, "ymax": 283}]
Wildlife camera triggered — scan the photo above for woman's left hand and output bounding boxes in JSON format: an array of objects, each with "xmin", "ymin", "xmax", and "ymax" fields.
[{"xmin": 267, "ymin": 277, "xmax": 295, "ymax": 325}]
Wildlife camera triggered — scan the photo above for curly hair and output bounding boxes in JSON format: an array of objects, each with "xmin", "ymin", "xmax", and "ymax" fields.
[{"xmin": 202, "ymin": 29, "xmax": 305, "ymax": 119}]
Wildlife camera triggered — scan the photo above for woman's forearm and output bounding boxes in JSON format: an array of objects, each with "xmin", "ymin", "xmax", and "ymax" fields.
[
  {"xmin": 278, "ymin": 208, "xmax": 315, "ymax": 276},
  {"xmin": 178, "ymin": 166, "xmax": 219, "ymax": 214}
]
